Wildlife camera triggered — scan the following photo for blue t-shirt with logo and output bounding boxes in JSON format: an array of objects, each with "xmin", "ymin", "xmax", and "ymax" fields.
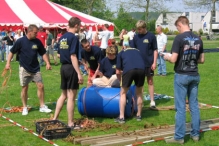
[
  {"xmin": 100, "ymin": 56, "xmax": 117, "ymax": 78},
  {"xmin": 58, "ymin": 32, "xmax": 79, "ymax": 64},
  {"xmin": 81, "ymin": 46, "xmax": 102, "ymax": 71},
  {"xmin": 10, "ymin": 36, "xmax": 46, "ymax": 73},
  {"xmin": 116, "ymin": 48, "xmax": 145, "ymax": 75},
  {"xmin": 131, "ymin": 31, "xmax": 157, "ymax": 67}
]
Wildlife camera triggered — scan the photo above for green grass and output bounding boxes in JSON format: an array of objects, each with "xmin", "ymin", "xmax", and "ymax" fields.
[{"xmin": 0, "ymin": 41, "xmax": 219, "ymax": 146}]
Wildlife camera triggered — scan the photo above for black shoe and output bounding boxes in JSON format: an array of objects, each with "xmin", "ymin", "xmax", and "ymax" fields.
[
  {"xmin": 136, "ymin": 116, "xmax": 142, "ymax": 121},
  {"xmin": 114, "ymin": 117, "xmax": 125, "ymax": 124}
]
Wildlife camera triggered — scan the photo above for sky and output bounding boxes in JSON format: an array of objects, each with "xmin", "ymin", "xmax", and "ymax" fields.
[{"xmin": 106, "ymin": 0, "xmax": 212, "ymax": 13}]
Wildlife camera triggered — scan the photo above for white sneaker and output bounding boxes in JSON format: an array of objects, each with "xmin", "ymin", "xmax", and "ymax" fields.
[
  {"xmin": 150, "ymin": 101, "xmax": 156, "ymax": 108},
  {"xmin": 39, "ymin": 105, "xmax": 52, "ymax": 113},
  {"xmin": 22, "ymin": 107, "xmax": 28, "ymax": 115}
]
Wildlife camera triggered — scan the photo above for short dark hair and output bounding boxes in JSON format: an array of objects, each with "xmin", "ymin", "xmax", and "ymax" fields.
[
  {"xmin": 27, "ymin": 24, "xmax": 38, "ymax": 32},
  {"xmin": 104, "ymin": 24, "xmax": 109, "ymax": 29},
  {"xmin": 68, "ymin": 17, "xmax": 81, "ymax": 28},
  {"xmin": 81, "ymin": 39, "xmax": 89, "ymax": 45}
]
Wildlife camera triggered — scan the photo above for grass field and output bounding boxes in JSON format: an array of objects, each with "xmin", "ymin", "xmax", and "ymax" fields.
[{"xmin": 0, "ymin": 39, "xmax": 219, "ymax": 146}]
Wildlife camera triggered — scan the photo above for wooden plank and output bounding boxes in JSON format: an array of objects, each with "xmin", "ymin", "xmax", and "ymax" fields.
[
  {"xmin": 91, "ymin": 123, "xmax": 219, "ymax": 146},
  {"xmin": 76, "ymin": 118, "xmax": 219, "ymax": 145}
]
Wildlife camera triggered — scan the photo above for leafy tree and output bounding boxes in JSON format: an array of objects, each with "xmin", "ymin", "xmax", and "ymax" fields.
[
  {"xmin": 113, "ymin": 5, "xmax": 137, "ymax": 35},
  {"xmin": 116, "ymin": 0, "xmax": 173, "ymax": 22},
  {"xmin": 49, "ymin": 0, "xmax": 114, "ymax": 21}
]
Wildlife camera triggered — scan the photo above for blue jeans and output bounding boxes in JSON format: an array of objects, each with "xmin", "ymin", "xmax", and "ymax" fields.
[
  {"xmin": 174, "ymin": 73, "xmax": 200, "ymax": 140},
  {"xmin": 0, "ymin": 47, "xmax": 5, "ymax": 61},
  {"xmin": 157, "ymin": 53, "xmax": 166, "ymax": 75}
]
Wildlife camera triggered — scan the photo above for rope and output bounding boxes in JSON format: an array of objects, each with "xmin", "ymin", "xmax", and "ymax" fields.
[
  {"xmin": 199, "ymin": 103, "xmax": 219, "ymax": 109},
  {"xmin": 126, "ymin": 124, "xmax": 219, "ymax": 146},
  {"xmin": 0, "ymin": 114, "xmax": 59, "ymax": 146}
]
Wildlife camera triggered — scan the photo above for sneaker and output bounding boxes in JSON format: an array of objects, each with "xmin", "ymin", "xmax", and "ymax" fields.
[
  {"xmin": 150, "ymin": 101, "xmax": 156, "ymax": 108},
  {"xmin": 22, "ymin": 107, "xmax": 28, "ymax": 116},
  {"xmin": 136, "ymin": 116, "xmax": 142, "ymax": 121},
  {"xmin": 191, "ymin": 136, "xmax": 199, "ymax": 142},
  {"xmin": 39, "ymin": 105, "xmax": 52, "ymax": 113},
  {"xmin": 165, "ymin": 137, "xmax": 184, "ymax": 144},
  {"xmin": 114, "ymin": 117, "xmax": 125, "ymax": 124}
]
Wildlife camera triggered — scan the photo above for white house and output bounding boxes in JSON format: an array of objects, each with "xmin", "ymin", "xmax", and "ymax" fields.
[
  {"xmin": 156, "ymin": 11, "xmax": 219, "ymax": 34},
  {"xmin": 202, "ymin": 11, "xmax": 219, "ymax": 34},
  {"xmin": 155, "ymin": 12, "xmax": 181, "ymax": 31},
  {"xmin": 181, "ymin": 12, "xmax": 206, "ymax": 32}
]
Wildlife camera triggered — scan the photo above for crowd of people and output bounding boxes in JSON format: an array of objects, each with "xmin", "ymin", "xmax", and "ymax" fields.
[{"xmin": 3, "ymin": 15, "xmax": 205, "ymax": 144}]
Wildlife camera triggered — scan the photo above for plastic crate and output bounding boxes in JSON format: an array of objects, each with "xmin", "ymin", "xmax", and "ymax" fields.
[{"xmin": 36, "ymin": 120, "xmax": 71, "ymax": 140}]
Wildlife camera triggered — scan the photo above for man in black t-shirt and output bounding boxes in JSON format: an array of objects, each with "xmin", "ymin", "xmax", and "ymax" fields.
[
  {"xmin": 164, "ymin": 16, "xmax": 205, "ymax": 144},
  {"xmin": 5, "ymin": 24, "xmax": 52, "ymax": 116}
]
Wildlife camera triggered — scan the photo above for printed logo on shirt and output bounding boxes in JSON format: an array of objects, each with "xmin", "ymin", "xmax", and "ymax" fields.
[
  {"xmin": 112, "ymin": 65, "xmax": 116, "ymax": 69},
  {"xmin": 60, "ymin": 38, "xmax": 68, "ymax": 49},
  {"xmin": 182, "ymin": 36, "xmax": 200, "ymax": 70},
  {"xmin": 143, "ymin": 39, "xmax": 149, "ymax": 43},
  {"xmin": 90, "ymin": 56, "xmax": 95, "ymax": 60},
  {"xmin": 32, "ymin": 45, "xmax": 38, "ymax": 49}
]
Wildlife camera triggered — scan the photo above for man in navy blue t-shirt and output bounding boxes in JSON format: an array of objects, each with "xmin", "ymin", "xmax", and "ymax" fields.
[
  {"xmin": 5, "ymin": 24, "xmax": 52, "ymax": 116},
  {"xmin": 92, "ymin": 46, "xmax": 120, "ymax": 87},
  {"xmin": 131, "ymin": 20, "xmax": 158, "ymax": 108},
  {"xmin": 81, "ymin": 39, "xmax": 103, "ymax": 87},
  {"xmin": 115, "ymin": 45, "xmax": 145, "ymax": 124},
  {"xmin": 53, "ymin": 17, "xmax": 83, "ymax": 128}
]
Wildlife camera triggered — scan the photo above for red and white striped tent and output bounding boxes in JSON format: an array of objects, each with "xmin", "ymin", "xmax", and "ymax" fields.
[{"xmin": 0, "ymin": 0, "xmax": 114, "ymax": 31}]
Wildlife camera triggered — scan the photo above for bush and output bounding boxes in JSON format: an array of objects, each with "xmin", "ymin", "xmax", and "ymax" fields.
[
  {"xmin": 199, "ymin": 29, "xmax": 203, "ymax": 35},
  {"xmin": 166, "ymin": 30, "xmax": 173, "ymax": 35},
  {"xmin": 173, "ymin": 31, "xmax": 179, "ymax": 35},
  {"xmin": 193, "ymin": 31, "xmax": 198, "ymax": 35},
  {"xmin": 163, "ymin": 27, "xmax": 169, "ymax": 34}
]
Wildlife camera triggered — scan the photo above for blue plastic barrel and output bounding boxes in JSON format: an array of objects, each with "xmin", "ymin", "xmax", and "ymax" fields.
[{"xmin": 77, "ymin": 86, "xmax": 135, "ymax": 118}]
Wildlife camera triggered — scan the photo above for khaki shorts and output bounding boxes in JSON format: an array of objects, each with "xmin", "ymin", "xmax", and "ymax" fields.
[
  {"xmin": 19, "ymin": 66, "xmax": 43, "ymax": 86},
  {"xmin": 46, "ymin": 45, "xmax": 54, "ymax": 55}
]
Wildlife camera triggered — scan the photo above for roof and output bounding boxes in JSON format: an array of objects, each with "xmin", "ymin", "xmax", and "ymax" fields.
[{"xmin": 0, "ymin": 0, "xmax": 114, "ymax": 27}]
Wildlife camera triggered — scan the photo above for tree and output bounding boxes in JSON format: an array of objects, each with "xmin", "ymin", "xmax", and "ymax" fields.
[
  {"xmin": 183, "ymin": 0, "xmax": 219, "ymax": 33},
  {"xmin": 49, "ymin": 0, "xmax": 114, "ymax": 22},
  {"xmin": 116, "ymin": 0, "xmax": 173, "ymax": 22},
  {"xmin": 113, "ymin": 5, "xmax": 137, "ymax": 35}
]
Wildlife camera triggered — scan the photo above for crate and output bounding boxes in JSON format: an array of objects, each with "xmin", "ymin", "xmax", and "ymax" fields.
[{"xmin": 35, "ymin": 120, "xmax": 71, "ymax": 140}]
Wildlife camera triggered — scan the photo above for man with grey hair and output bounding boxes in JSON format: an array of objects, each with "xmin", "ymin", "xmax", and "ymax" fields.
[
  {"xmin": 5, "ymin": 24, "xmax": 52, "ymax": 116},
  {"xmin": 156, "ymin": 25, "xmax": 167, "ymax": 76}
]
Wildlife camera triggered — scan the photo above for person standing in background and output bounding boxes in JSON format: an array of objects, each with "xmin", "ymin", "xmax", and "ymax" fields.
[
  {"xmin": 3, "ymin": 31, "xmax": 14, "ymax": 61},
  {"xmin": 46, "ymin": 29, "xmax": 57, "ymax": 65},
  {"xmin": 95, "ymin": 24, "xmax": 110, "ymax": 57},
  {"xmin": 14, "ymin": 29, "xmax": 23, "ymax": 61},
  {"xmin": 37, "ymin": 26, "xmax": 47, "ymax": 66},
  {"xmin": 156, "ymin": 26, "xmax": 167, "ymax": 76}
]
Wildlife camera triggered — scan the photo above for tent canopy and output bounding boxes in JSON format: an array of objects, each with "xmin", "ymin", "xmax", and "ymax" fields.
[{"xmin": 0, "ymin": 0, "xmax": 114, "ymax": 30}]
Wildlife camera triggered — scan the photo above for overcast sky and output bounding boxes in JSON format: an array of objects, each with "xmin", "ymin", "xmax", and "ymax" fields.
[{"xmin": 106, "ymin": 0, "xmax": 212, "ymax": 13}]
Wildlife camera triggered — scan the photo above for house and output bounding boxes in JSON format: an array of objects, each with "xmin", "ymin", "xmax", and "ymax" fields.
[
  {"xmin": 155, "ymin": 12, "xmax": 181, "ymax": 32},
  {"xmin": 202, "ymin": 11, "xmax": 219, "ymax": 34},
  {"xmin": 181, "ymin": 12, "xmax": 206, "ymax": 32},
  {"xmin": 155, "ymin": 11, "xmax": 219, "ymax": 34}
]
